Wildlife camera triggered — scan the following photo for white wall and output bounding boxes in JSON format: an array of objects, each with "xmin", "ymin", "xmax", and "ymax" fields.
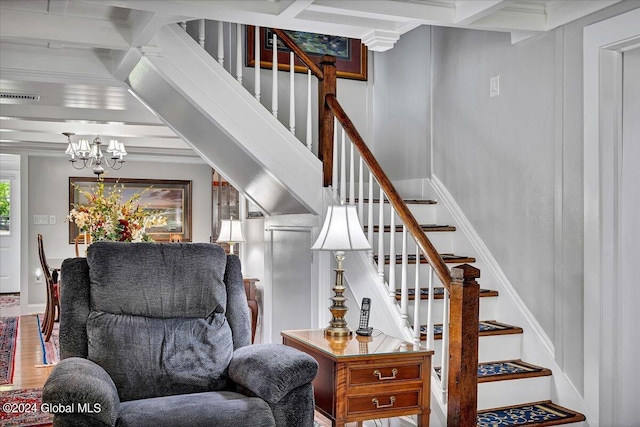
[
  {"xmin": 372, "ymin": 25, "xmax": 431, "ymax": 180},
  {"xmin": 26, "ymin": 155, "xmax": 212, "ymax": 306},
  {"xmin": 429, "ymin": 1, "xmax": 640, "ymax": 394}
]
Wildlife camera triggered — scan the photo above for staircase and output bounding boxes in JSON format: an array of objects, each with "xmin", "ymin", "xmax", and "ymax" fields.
[
  {"xmin": 365, "ymin": 195, "xmax": 586, "ymax": 426},
  {"xmin": 124, "ymin": 19, "xmax": 587, "ymax": 427}
]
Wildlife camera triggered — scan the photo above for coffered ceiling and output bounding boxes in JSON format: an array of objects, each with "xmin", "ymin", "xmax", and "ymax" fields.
[{"xmin": 0, "ymin": 0, "xmax": 625, "ymax": 161}]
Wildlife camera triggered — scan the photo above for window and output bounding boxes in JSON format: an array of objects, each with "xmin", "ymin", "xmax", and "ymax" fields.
[{"xmin": 0, "ymin": 181, "xmax": 10, "ymax": 234}]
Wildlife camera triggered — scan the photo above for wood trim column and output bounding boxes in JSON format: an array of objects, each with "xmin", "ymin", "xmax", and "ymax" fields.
[
  {"xmin": 318, "ymin": 55, "xmax": 336, "ymax": 187},
  {"xmin": 447, "ymin": 264, "xmax": 480, "ymax": 427}
]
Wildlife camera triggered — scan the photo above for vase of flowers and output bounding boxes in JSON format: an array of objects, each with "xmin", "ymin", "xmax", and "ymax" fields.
[{"xmin": 67, "ymin": 179, "xmax": 167, "ymax": 243}]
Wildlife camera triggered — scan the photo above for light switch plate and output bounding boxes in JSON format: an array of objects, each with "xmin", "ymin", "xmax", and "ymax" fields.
[
  {"xmin": 49, "ymin": 215, "xmax": 56, "ymax": 225},
  {"xmin": 490, "ymin": 75, "xmax": 500, "ymax": 97}
]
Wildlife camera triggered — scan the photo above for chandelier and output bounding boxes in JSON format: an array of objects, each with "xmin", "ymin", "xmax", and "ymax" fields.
[{"xmin": 63, "ymin": 132, "xmax": 127, "ymax": 176}]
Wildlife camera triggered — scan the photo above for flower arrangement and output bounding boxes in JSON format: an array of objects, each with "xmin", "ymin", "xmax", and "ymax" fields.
[{"xmin": 67, "ymin": 179, "xmax": 167, "ymax": 243}]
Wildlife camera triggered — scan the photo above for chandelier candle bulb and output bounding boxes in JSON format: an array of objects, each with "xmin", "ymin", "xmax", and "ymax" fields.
[{"xmin": 63, "ymin": 132, "xmax": 127, "ymax": 176}]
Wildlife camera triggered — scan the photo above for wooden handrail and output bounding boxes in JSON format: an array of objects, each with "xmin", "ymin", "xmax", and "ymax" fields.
[
  {"xmin": 325, "ymin": 94, "xmax": 453, "ymax": 290},
  {"xmin": 272, "ymin": 29, "xmax": 324, "ymax": 79}
]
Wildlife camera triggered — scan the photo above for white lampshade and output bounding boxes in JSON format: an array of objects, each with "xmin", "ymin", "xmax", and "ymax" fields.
[
  {"xmin": 107, "ymin": 139, "xmax": 118, "ymax": 153},
  {"xmin": 217, "ymin": 219, "xmax": 245, "ymax": 244},
  {"xmin": 312, "ymin": 205, "xmax": 371, "ymax": 251}
]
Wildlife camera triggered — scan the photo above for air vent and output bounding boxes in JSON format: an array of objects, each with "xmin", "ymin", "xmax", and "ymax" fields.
[{"xmin": 0, "ymin": 93, "xmax": 40, "ymax": 101}]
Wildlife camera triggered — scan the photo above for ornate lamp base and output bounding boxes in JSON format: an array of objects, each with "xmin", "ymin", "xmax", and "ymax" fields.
[{"xmin": 325, "ymin": 251, "xmax": 353, "ymax": 337}]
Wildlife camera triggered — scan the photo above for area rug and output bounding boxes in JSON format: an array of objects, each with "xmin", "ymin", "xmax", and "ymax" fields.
[
  {"xmin": 36, "ymin": 315, "xmax": 59, "ymax": 366},
  {"xmin": 0, "ymin": 388, "xmax": 52, "ymax": 426},
  {"xmin": 0, "ymin": 294, "xmax": 20, "ymax": 309},
  {"xmin": 0, "ymin": 316, "xmax": 18, "ymax": 385}
]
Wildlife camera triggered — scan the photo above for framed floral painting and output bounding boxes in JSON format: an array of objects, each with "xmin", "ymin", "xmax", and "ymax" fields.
[{"xmin": 68, "ymin": 177, "xmax": 192, "ymax": 243}]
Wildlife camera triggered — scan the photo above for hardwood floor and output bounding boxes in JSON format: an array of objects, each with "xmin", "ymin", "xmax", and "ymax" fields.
[{"xmin": 0, "ymin": 315, "xmax": 53, "ymax": 392}]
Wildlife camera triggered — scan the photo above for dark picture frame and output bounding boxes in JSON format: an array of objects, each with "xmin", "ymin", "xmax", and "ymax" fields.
[
  {"xmin": 246, "ymin": 26, "xmax": 368, "ymax": 81},
  {"xmin": 68, "ymin": 177, "xmax": 192, "ymax": 243}
]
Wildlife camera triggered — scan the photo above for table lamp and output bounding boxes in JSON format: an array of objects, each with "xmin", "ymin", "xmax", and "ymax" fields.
[
  {"xmin": 217, "ymin": 217, "xmax": 245, "ymax": 254},
  {"xmin": 312, "ymin": 204, "xmax": 371, "ymax": 337}
]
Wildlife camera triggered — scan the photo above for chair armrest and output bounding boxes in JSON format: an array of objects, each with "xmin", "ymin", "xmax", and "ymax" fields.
[
  {"xmin": 42, "ymin": 357, "xmax": 120, "ymax": 426},
  {"xmin": 228, "ymin": 344, "xmax": 318, "ymax": 404}
]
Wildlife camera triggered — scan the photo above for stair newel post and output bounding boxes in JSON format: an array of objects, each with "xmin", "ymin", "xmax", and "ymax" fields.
[
  {"xmin": 447, "ymin": 264, "xmax": 480, "ymax": 427},
  {"xmin": 318, "ymin": 55, "xmax": 337, "ymax": 187}
]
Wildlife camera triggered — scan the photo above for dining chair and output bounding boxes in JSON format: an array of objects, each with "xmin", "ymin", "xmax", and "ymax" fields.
[
  {"xmin": 37, "ymin": 234, "xmax": 60, "ymax": 342},
  {"xmin": 74, "ymin": 232, "xmax": 92, "ymax": 257}
]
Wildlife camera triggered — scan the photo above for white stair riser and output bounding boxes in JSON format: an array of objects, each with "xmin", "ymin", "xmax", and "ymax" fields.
[
  {"xmin": 429, "ymin": 333, "xmax": 522, "ymax": 366},
  {"xmin": 371, "ymin": 232, "xmax": 454, "ymax": 255},
  {"xmin": 477, "ymin": 376, "xmax": 551, "ymax": 410},
  {"xmin": 360, "ymin": 203, "xmax": 437, "ymax": 226},
  {"xmin": 402, "ymin": 297, "xmax": 496, "ymax": 325}
]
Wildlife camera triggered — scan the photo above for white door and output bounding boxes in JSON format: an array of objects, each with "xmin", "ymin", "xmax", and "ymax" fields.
[{"xmin": 0, "ymin": 171, "xmax": 20, "ymax": 293}]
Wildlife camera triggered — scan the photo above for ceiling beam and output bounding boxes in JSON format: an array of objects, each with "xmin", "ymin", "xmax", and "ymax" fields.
[
  {"xmin": 307, "ymin": 0, "xmax": 454, "ymax": 23},
  {"xmin": 129, "ymin": 10, "xmax": 174, "ymax": 47},
  {"xmin": 469, "ymin": 8, "xmax": 546, "ymax": 32},
  {"xmin": 0, "ymin": 120, "xmax": 178, "ymax": 139},
  {"xmin": 0, "ymin": 7, "xmax": 130, "ymax": 50},
  {"xmin": 0, "ymin": 104, "xmax": 162, "ymax": 125},
  {"xmin": 277, "ymin": 0, "xmax": 314, "ymax": 19},
  {"xmin": 47, "ymin": 0, "xmax": 68, "ymax": 15},
  {"xmin": 454, "ymin": 0, "xmax": 508, "ymax": 25},
  {"xmin": 544, "ymin": 0, "xmax": 622, "ymax": 31}
]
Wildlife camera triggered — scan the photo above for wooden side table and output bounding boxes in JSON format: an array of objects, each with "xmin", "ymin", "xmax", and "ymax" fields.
[
  {"xmin": 243, "ymin": 278, "xmax": 259, "ymax": 343},
  {"xmin": 282, "ymin": 329, "xmax": 433, "ymax": 427}
]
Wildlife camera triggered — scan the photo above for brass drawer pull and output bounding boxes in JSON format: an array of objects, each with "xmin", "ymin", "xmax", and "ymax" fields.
[
  {"xmin": 372, "ymin": 396, "xmax": 396, "ymax": 409},
  {"xmin": 373, "ymin": 368, "xmax": 398, "ymax": 380}
]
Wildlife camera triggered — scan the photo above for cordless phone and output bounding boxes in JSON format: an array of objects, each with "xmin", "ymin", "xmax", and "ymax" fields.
[{"xmin": 356, "ymin": 297, "xmax": 373, "ymax": 336}]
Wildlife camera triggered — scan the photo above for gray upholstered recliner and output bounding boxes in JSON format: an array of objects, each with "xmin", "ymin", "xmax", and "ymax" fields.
[{"xmin": 43, "ymin": 242, "xmax": 318, "ymax": 427}]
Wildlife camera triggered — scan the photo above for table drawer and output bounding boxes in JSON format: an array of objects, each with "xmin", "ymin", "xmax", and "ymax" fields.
[
  {"xmin": 348, "ymin": 363, "xmax": 422, "ymax": 387},
  {"xmin": 347, "ymin": 390, "xmax": 420, "ymax": 415}
]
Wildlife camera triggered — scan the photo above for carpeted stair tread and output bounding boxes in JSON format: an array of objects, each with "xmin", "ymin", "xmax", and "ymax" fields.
[
  {"xmin": 353, "ymin": 198, "xmax": 437, "ymax": 205},
  {"xmin": 477, "ymin": 400, "xmax": 585, "ymax": 426},
  {"xmin": 420, "ymin": 320, "xmax": 523, "ymax": 341},
  {"xmin": 374, "ymin": 253, "xmax": 476, "ymax": 265},
  {"xmin": 395, "ymin": 286, "xmax": 498, "ymax": 301},
  {"xmin": 434, "ymin": 359, "xmax": 552, "ymax": 383},
  {"xmin": 364, "ymin": 224, "xmax": 456, "ymax": 233}
]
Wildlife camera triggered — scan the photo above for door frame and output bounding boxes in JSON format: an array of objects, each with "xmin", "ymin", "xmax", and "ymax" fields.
[
  {"xmin": 0, "ymin": 155, "xmax": 21, "ymax": 295},
  {"xmin": 583, "ymin": 8, "xmax": 640, "ymax": 427}
]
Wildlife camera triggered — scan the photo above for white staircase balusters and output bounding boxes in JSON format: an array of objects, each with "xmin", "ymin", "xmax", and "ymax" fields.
[
  {"xmin": 217, "ymin": 21, "xmax": 224, "ymax": 66},
  {"xmin": 413, "ymin": 240, "xmax": 421, "ymax": 344},
  {"xmin": 441, "ymin": 286, "xmax": 450, "ymax": 401},
  {"xmin": 367, "ymin": 171, "xmax": 374, "ymax": 263},
  {"xmin": 349, "ymin": 138, "xmax": 355, "ymax": 205},
  {"xmin": 198, "ymin": 19, "xmax": 205, "ymax": 48},
  {"xmin": 377, "ymin": 188, "xmax": 385, "ymax": 286},
  {"xmin": 400, "ymin": 225, "xmax": 409, "ymax": 322},
  {"xmin": 388, "ymin": 209, "xmax": 396, "ymax": 300},
  {"xmin": 426, "ymin": 265, "xmax": 435, "ymax": 350},
  {"xmin": 331, "ymin": 119, "xmax": 339, "ymax": 199},
  {"xmin": 254, "ymin": 26, "xmax": 260, "ymax": 102},
  {"xmin": 340, "ymin": 128, "xmax": 346, "ymax": 202},
  {"xmin": 236, "ymin": 24, "xmax": 242, "ymax": 84},
  {"xmin": 289, "ymin": 52, "xmax": 295, "ymax": 135},
  {"xmin": 272, "ymin": 33, "xmax": 278, "ymax": 118},
  {"xmin": 306, "ymin": 70, "xmax": 312, "ymax": 151},
  {"xmin": 358, "ymin": 157, "xmax": 364, "ymax": 223}
]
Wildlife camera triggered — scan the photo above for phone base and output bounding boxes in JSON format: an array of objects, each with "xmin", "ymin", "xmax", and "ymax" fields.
[{"xmin": 356, "ymin": 327, "xmax": 373, "ymax": 336}]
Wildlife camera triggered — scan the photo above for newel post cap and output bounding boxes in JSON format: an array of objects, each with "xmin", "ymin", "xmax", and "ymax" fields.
[{"xmin": 451, "ymin": 264, "xmax": 480, "ymax": 281}]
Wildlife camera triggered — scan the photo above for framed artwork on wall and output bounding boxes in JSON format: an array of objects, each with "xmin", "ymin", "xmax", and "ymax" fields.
[
  {"xmin": 246, "ymin": 26, "xmax": 368, "ymax": 81},
  {"xmin": 69, "ymin": 177, "xmax": 192, "ymax": 243}
]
